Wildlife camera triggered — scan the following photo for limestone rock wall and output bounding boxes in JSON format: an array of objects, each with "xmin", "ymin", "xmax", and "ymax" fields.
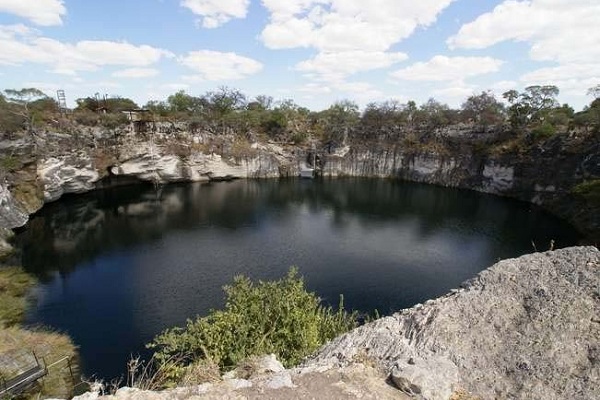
[{"xmin": 39, "ymin": 155, "xmax": 100, "ymax": 202}]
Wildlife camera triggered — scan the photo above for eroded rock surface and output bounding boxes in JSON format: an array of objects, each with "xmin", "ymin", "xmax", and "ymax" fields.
[{"xmin": 310, "ymin": 246, "xmax": 600, "ymax": 399}]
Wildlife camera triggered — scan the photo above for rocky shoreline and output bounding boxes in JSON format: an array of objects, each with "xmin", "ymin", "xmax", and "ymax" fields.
[{"xmin": 68, "ymin": 246, "xmax": 599, "ymax": 400}]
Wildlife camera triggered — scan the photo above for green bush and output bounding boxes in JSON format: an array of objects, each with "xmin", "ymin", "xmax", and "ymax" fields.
[
  {"xmin": 148, "ymin": 268, "xmax": 357, "ymax": 383},
  {"xmin": 531, "ymin": 121, "xmax": 556, "ymax": 139},
  {"xmin": 99, "ymin": 112, "xmax": 129, "ymax": 129},
  {"xmin": 572, "ymin": 180, "xmax": 600, "ymax": 205}
]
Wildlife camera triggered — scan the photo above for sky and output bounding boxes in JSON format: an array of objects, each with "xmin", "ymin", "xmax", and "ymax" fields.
[{"xmin": 0, "ymin": 0, "xmax": 598, "ymax": 111}]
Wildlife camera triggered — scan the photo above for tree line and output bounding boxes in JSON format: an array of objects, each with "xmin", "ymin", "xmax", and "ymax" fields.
[{"xmin": 1, "ymin": 85, "xmax": 599, "ymax": 144}]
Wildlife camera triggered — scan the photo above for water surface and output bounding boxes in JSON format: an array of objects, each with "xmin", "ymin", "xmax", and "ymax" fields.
[{"xmin": 17, "ymin": 179, "xmax": 580, "ymax": 380}]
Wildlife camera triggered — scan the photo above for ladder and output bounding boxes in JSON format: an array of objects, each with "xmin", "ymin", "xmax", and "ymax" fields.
[{"xmin": 56, "ymin": 90, "xmax": 68, "ymax": 115}]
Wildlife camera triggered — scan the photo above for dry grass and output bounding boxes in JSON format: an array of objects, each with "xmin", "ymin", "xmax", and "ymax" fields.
[
  {"xmin": 0, "ymin": 267, "xmax": 35, "ymax": 327},
  {"xmin": 0, "ymin": 266, "xmax": 79, "ymax": 398},
  {"xmin": 0, "ymin": 326, "xmax": 78, "ymax": 399},
  {"xmin": 449, "ymin": 388, "xmax": 483, "ymax": 400},
  {"xmin": 180, "ymin": 359, "xmax": 221, "ymax": 386}
]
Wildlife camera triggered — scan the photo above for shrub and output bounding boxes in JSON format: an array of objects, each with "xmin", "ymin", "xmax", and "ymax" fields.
[
  {"xmin": 531, "ymin": 121, "xmax": 556, "ymax": 139},
  {"xmin": 148, "ymin": 268, "xmax": 357, "ymax": 384},
  {"xmin": 99, "ymin": 113, "xmax": 129, "ymax": 129},
  {"xmin": 572, "ymin": 180, "xmax": 600, "ymax": 205}
]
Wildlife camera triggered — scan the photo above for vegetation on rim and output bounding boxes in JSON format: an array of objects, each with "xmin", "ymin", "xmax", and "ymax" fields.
[{"xmin": 147, "ymin": 267, "xmax": 357, "ymax": 387}]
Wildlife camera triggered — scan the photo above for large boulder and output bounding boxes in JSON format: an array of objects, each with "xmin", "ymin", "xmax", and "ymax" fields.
[{"xmin": 310, "ymin": 246, "xmax": 600, "ymax": 399}]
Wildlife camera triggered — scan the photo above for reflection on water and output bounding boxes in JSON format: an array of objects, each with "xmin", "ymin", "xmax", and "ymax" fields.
[{"xmin": 16, "ymin": 179, "xmax": 580, "ymax": 380}]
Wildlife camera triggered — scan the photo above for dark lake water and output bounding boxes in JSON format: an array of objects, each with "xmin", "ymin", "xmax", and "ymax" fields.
[{"xmin": 17, "ymin": 178, "xmax": 580, "ymax": 381}]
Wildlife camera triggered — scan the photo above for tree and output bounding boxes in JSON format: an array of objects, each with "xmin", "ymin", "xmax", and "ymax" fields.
[
  {"xmin": 461, "ymin": 91, "xmax": 505, "ymax": 127},
  {"xmin": 318, "ymin": 100, "xmax": 359, "ymax": 144},
  {"xmin": 587, "ymin": 84, "xmax": 600, "ymax": 100},
  {"xmin": 166, "ymin": 90, "xmax": 204, "ymax": 114},
  {"xmin": 4, "ymin": 88, "xmax": 49, "ymax": 135},
  {"xmin": 419, "ymin": 98, "xmax": 452, "ymax": 128},
  {"xmin": 503, "ymin": 85, "xmax": 560, "ymax": 129}
]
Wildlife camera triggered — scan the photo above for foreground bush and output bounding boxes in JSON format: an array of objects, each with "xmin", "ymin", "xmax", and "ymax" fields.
[{"xmin": 148, "ymin": 268, "xmax": 357, "ymax": 383}]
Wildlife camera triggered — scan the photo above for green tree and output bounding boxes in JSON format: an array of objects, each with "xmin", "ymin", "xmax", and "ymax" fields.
[
  {"xmin": 166, "ymin": 90, "xmax": 204, "ymax": 114},
  {"xmin": 318, "ymin": 100, "xmax": 359, "ymax": 144},
  {"xmin": 587, "ymin": 84, "xmax": 600, "ymax": 100},
  {"xmin": 503, "ymin": 85, "xmax": 560, "ymax": 130},
  {"xmin": 4, "ymin": 88, "xmax": 49, "ymax": 135},
  {"xmin": 419, "ymin": 98, "xmax": 453, "ymax": 128},
  {"xmin": 461, "ymin": 91, "xmax": 505, "ymax": 127}
]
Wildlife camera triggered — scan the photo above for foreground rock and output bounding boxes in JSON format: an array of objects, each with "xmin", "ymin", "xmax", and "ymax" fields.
[
  {"xmin": 72, "ymin": 358, "xmax": 407, "ymax": 400},
  {"xmin": 310, "ymin": 246, "xmax": 600, "ymax": 399},
  {"xmin": 69, "ymin": 247, "xmax": 598, "ymax": 400}
]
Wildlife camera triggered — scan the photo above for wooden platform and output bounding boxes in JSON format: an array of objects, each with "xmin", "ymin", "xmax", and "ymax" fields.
[{"xmin": 0, "ymin": 349, "xmax": 47, "ymax": 396}]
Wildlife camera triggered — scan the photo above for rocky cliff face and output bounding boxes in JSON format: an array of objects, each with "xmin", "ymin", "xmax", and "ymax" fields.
[
  {"xmin": 322, "ymin": 136, "xmax": 599, "ymax": 238},
  {"xmin": 0, "ymin": 128, "xmax": 597, "ymax": 241}
]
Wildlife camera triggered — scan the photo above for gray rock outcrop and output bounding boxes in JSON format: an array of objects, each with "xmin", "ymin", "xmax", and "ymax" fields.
[
  {"xmin": 309, "ymin": 246, "xmax": 600, "ymax": 399},
  {"xmin": 39, "ymin": 156, "xmax": 100, "ymax": 202},
  {"xmin": 0, "ymin": 183, "xmax": 28, "ymax": 229}
]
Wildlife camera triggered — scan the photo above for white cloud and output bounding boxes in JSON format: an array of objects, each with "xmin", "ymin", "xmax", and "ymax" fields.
[
  {"xmin": 261, "ymin": 1, "xmax": 453, "ymax": 96},
  {"xmin": 112, "ymin": 68, "xmax": 160, "ymax": 79},
  {"xmin": 448, "ymin": 0, "xmax": 600, "ymax": 99},
  {"xmin": 0, "ymin": 0, "xmax": 66, "ymax": 26},
  {"xmin": 521, "ymin": 64, "xmax": 600, "ymax": 96},
  {"xmin": 261, "ymin": 0, "xmax": 455, "ymax": 52},
  {"xmin": 296, "ymin": 50, "xmax": 408, "ymax": 82},
  {"xmin": 181, "ymin": 0, "xmax": 249, "ymax": 28},
  {"xmin": 490, "ymin": 80, "xmax": 518, "ymax": 93},
  {"xmin": 301, "ymin": 80, "xmax": 383, "ymax": 103},
  {"xmin": 433, "ymin": 86, "xmax": 474, "ymax": 98},
  {"xmin": 391, "ymin": 56, "xmax": 503, "ymax": 82},
  {"xmin": 0, "ymin": 26, "xmax": 172, "ymax": 73},
  {"xmin": 299, "ymin": 83, "xmax": 333, "ymax": 95},
  {"xmin": 178, "ymin": 50, "xmax": 263, "ymax": 80},
  {"xmin": 160, "ymin": 83, "xmax": 190, "ymax": 91}
]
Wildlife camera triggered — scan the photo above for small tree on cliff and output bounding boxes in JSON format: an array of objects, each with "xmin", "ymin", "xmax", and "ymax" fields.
[
  {"xmin": 503, "ymin": 85, "xmax": 560, "ymax": 130},
  {"xmin": 4, "ymin": 88, "xmax": 49, "ymax": 136},
  {"xmin": 461, "ymin": 91, "xmax": 505, "ymax": 128}
]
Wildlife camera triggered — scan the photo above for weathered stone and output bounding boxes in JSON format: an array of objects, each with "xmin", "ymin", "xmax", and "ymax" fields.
[
  {"xmin": 39, "ymin": 156, "xmax": 100, "ymax": 202},
  {"xmin": 0, "ymin": 184, "xmax": 29, "ymax": 229},
  {"xmin": 261, "ymin": 372, "xmax": 295, "ymax": 390},
  {"xmin": 252, "ymin": 354, "xmax": 285, "ymax": 374},
  {"xmin": 390, "ymin": 356, "xmax": 458, "ymax": 399},
  {"xmin": 310, "ymin": 246, "xmax": 600, "ymax": 400}
]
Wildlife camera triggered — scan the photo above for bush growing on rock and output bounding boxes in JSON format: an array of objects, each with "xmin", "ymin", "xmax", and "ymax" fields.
[{"xmin": 148, "ymin": 268, "xmax": 357, "ymax": 384}]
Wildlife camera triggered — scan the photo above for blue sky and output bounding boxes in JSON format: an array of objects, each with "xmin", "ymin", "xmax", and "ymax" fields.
[{"xmin": 0, "ymin": 0, "xmax": 598, "ymax": 111}]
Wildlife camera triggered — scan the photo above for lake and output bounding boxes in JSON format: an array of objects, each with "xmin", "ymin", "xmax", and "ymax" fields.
[{"xmin": 16, "ymin": 178, "xmax": 580, "ymax": 381}]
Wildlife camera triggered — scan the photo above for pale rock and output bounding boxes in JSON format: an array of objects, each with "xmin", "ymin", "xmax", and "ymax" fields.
[
  {"xmin": 72, "ymin": 391, "xmax": 99, "ymax": 400},
  {"xmin": 482, "ymin": 162, "xmax": 514, "ymax": 193},
  {"xmin": 112, "ymin": 154, "xmax": 188, "ymax": 183},
  {"xmin": 262, "ymin": 371, "xmax": 295, "ymax": 390},
  {"xmin": 39, "ymin": 156, "xmax": 100, "ymax": 202},
  {"xmin": 390, "ymin": 356, "xmax": 458, "ymax": 400},
  {"xmin": 254, "ymin": 354, "xmax": 285, "ymax": 374},
  {"xmin": 224, "ymin": 378, "xmax": 253, "ymax": 390},
  {"xmin": 0, "ymin": 183, "xmax": 29, "ymax": 228}
]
